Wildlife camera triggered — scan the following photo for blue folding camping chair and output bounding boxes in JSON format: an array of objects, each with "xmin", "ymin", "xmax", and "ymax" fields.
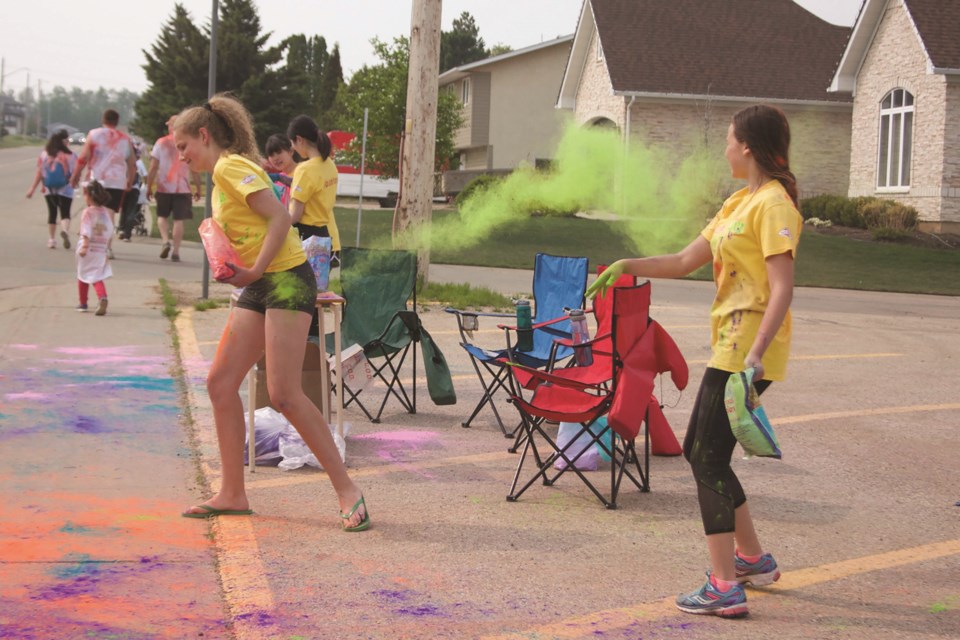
[{"xmin": 446, "ymin": 253, "xmax": 589, "ymax": 438}]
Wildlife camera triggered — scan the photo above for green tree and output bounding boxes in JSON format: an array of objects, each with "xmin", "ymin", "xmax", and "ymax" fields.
[
  {"xmin": 282, "ymin": 34, "xmax": 329, "ymax": 110},
  {"xmin": 440, "ymin": 12, "xmax": 487, "ymax": 72},
  {"xmin": 133, "ymin": 4, "xmax": 209, "ymax": 140},
  {"xmin": 334, "ymin": 37, "xmax": 463, "ymax": 178}
]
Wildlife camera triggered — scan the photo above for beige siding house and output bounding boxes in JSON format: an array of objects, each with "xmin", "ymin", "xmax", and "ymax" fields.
[
  {"xmin": 439, "ymin": 35, "xmax": 573, "ymax": 191},
  {"xmin": 830, "ymin": 0, "xmax": 960, "ymax": 233},
  {"xmin": 559, "ymin": 0, "xmax": 854, "ymax": 198}
]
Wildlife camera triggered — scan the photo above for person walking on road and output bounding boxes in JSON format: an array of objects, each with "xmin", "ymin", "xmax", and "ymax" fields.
[
  {"xmin": 25, "ymin": 129, "xmax": 77, "ymax": 249},
  {"xmin": 587, "ymin": 104, "xmax": 802, "ymax": 619},
  {"xmin": 173, "ymin": 94, "xmax": 369, "ymax": 531},
  {"xmin": 70, "ymin": 109, "xmax": 136, "ymax": 260},
  {"xmin": 146, "ymin": 115, "xmax": 201, "ymax": 261},
  {"xmin": 75, "ymin": 180, "xmax": 114, "ymax": 316},
  {"xmin": 286, "ymin": 115, "xmax": 341, "ymax": 268}
]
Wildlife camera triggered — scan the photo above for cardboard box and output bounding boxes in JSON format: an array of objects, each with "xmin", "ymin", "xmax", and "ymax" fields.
[{"xmin": 254, "ymin": 341, "xmax": 331, "ymax": 415}]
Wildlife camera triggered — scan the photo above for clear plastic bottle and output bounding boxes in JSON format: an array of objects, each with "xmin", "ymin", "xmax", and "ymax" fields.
[
  {"xmin": 516, "ymin": 299, "xmax": 533, "ymax": 351},
  {"xmin": 568, "ymin": 309, "xmax": 593, "ymax": 366}
]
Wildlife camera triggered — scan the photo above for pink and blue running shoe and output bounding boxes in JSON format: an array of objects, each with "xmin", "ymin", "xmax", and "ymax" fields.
[
  {"xmin": 736, "ymin": 552, "xmax": 781, "ymax": 586},
  {"xmin": 675, "ymin": 574, "xmax": 748, "ymax": 618}
]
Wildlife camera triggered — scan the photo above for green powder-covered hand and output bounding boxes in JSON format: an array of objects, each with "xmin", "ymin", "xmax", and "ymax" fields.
[{"xmin": 585, "ymin": 260, "xmax": 627, "ymax": 299}]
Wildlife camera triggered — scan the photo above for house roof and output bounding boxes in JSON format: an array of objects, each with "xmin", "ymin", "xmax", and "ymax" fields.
[
  {"xmin": 904, "ymin": 0, "xmax": 960, "ymax": 71},
  {"xmin": 563, "ymin": 0, "xmax": 852, "ymax": 104},
  {"xmin": 438, "ymin": 35, "xmax": 574, "ymax": 85},
  {"xmin": 831, "ymin": 0, "xmax": 960, "ymax": 93}
]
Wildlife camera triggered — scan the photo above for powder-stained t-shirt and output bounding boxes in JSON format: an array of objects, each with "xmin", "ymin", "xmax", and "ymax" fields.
[
  {"xmin": 700, "ymin": 180, "xmax": 802, "ymax": 381},
  {"xmin": 150, "ymin": 134, "xmax": 192, "ymax": 193},
  {"xmin": 212, "ymin": 154, "xmax": 304, "ymax": 274},
  {"xmin": 76, "ymin": 205, "xmax": 114, "ymax": 284},
  {"xmin": 85, "ymin": 127, "xmax": 132, "ymax": 190},
  {"xmin": 291, "ymin": 156, "xmax": 340, "ymax": 250}
]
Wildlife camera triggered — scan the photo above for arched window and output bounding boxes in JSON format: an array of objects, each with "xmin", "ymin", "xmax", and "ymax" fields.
[{"xmin": 877, "ymin": 88, "xmax": 914, "ymax": 189}]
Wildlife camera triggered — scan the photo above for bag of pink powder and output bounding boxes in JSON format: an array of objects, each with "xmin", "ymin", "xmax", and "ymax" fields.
[{"xmin": 198, "ymin": 218, "xmax": 243, "ymax": 281}]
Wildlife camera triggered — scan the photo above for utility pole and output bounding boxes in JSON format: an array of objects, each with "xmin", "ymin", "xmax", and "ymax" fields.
[
  {"xmin": 394, "ymin": 0, "xmax": 442, "ymax": 283},
  {"xmin": 202, "ymin": 0, "xmax": 219, "ymax": 299}
]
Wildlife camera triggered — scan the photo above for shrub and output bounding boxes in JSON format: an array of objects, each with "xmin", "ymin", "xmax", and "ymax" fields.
[
  {"xmin": 456, "ymin": 174, "xmax": 503, "ymax": 207},
  {"xmin": 800, "ymin": 194, "xmax": 861, "ymax": 227},
  {"xmin": 871, "ymin": 227, "xmax": 911, "ymax": 242},
  {"xmin": 861, "ymin": 199, "xmax": 918, "ymax": 233}
]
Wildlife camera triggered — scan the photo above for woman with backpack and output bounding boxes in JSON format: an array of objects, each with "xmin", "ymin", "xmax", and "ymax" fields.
[{"xmin": 26, "ymin": 129, "xmax": 78, "ymax": 249}]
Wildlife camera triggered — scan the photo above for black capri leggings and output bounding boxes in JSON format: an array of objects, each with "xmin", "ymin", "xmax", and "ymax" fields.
[
  {"xmin": 45, "ymin": 195, "xmax": 72, "ymax": 225},
  {"xmin": 683, "ymin": 367, "xmax": 772, "ymax": 536}
]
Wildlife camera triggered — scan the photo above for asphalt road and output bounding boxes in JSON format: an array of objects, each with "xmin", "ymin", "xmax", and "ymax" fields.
[{"xmin": 1, "ymin": 144, "xmax": 959, "ymax": 639}]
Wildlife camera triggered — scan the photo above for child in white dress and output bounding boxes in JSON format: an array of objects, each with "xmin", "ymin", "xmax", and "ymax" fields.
[{"xmin": 76, "ymin": 180, "xmax": 114, "ymax": 315}]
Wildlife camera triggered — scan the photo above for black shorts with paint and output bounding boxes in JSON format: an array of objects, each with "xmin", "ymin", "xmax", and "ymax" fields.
[{"xmin": 234, "ymin": 261, "xmax": 316, "ymax": 316}]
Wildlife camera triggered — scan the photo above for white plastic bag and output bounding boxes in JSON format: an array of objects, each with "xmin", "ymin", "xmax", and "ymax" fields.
[
  {"xmin": 243, "ymin": 407, "xmax": 288, "ymax": 466},
  {"xmin": 277, "ymin": 422, "xmax": 348, "ymax": 471},
  {"xmin": 554, "ymin": 421, "xmax": 601, "ymax": 471}
]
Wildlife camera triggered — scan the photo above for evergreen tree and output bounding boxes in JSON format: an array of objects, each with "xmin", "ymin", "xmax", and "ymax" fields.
[
  {"xmin": 133, "ymin": 4, "xmax": 209, "ymax": 139},
  {"xmin": 440, "ymin": 12, "xmax": 487, "ymax": 72},
  {"xmin": 316, "ymin": 44, "xmax": 343, "ymax": 127}
]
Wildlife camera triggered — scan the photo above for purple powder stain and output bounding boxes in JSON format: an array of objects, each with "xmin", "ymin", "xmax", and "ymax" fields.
[
  {"xmin": 5, "ymin": 391, "xmax": 49, "ymax": 401},
  {"xmin": 353, "ymin": 430, "xmax": 439, "ymax": 445},
  {"xmin": 34, "ymin": 574, "xmax": 101, "ymax": 600},
  {"xmin": 69, "ymin": 415, "xmax": 109, "ymax": 434},
  {"xmin": 396, "ymin": 604, "xmax": 445, "ymax": 617},
  {"xmin": 372, "ymin": 589, "xmax": 414, "ymax": 602},
  {"xmin": 235, "ymin": 610, "xmax": 276, "ymax": 627}
]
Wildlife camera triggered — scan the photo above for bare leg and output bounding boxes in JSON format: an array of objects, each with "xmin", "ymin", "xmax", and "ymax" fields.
[
  {"xmin": 733, "ymin": 502, "xmax": 763, "ymax": 557},
  {"xmin": 264, "ymin": 308, "xmax": 365, "ymax": 527},
  {"xmin": 172, "ymin": 219, "xmax": 185, "ymax": 255},
  {"xmin": 707, "ymin": 532, "xmax": 737, "ymax": 582},
  {"xmin": 47, "ymin": 223, "xmax": 57, "ymax": 242},
  {"xmin": 60, "ymin": 217, "xmax": 71, "ymax": 235},
  {"xmin": 158, "ymin": 215, "xmax": 170, "ymax": 245},
  {"xmin": 183, "ymin": 308, "xmax": 265, "ymax": 515}
]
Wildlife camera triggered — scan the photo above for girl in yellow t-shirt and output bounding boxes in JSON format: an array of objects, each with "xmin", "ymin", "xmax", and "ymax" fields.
[
  {"xmin": 587, "ymin": 105, "xmax": 802, "ymax": 618},
  {"xmin": 172, "ymin": 94, "xmax": 369, "ymax": 532},
  {"xmin": 287, "ymin": 115, "xmax": 341, "ymax": 267}
]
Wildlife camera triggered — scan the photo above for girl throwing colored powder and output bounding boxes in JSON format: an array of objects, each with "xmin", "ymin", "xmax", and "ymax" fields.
[
  {"xmin": 173, "ymin": 94, "xmax": 369, "ymax": 531},
  {"xmin": 75, "ymin": 180, "xmax": 114, "ymax": 316},
  {"xmin": 588, "ymin": 104, "xmax": 802, "ymax": 618}
]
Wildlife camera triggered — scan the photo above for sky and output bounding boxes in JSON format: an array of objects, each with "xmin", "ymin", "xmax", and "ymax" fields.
[{"xmin": 2, "ymin": 0, "xmax": 864, "ymax": 95}]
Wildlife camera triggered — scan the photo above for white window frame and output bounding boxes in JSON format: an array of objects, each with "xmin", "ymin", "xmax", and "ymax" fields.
[
  {"xmin": 596, "ymin": 33, "xmax": 604, "ymax": 61},
  {"xmin": 461, "ymin": 78, "xmax": 470, "ymax": 105},
  {"xmin": 876, "ymin": 88, "xmax": 914, "ymax": 193}
]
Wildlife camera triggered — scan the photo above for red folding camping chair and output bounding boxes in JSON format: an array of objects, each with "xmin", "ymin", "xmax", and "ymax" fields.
[{"xmin": 505, "ymin": 282, "xmax": 689, "ymax": 508}]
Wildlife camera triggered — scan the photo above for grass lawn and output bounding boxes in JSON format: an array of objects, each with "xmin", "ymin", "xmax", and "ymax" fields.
[
  {"xmin": 0, "ymin": 135, "xmax": 40, "ymax": 149},
  {"xmin": 160, "ymin": 205, "xmax": 960, "ymax": 296}
]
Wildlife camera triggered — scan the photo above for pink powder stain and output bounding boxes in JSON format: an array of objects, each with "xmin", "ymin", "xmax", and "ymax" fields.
[
  {"xmin": 8, "ymin": 344, "xmax": 39, "ymax": 350},
  {"xmin": 352, "ymin": 430, "xmax": 439, "ymax": 445},
  {"xmin": 5, "ymin": 391, "xmax": 49, "ymax": 401}
]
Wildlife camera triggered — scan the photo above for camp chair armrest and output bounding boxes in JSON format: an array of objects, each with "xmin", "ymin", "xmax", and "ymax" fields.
[
  {"xmin": 499, "ymin": 359, "xmax": 600, "ymax": 391},
  {"xmin": 444, "ymin": 307, "xmax": 514, "ymax": 319},
  {"xmin": 552, "ymin": 331, "xmax": 611, "ymax": 349}
]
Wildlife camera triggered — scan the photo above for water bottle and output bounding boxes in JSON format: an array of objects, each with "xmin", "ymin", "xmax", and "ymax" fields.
[
  {"xmin": 568, "ymin": 309, "xmax": 593, "ymax": 366},
  {"xmin": 515, "ymin": 299, "xmax": 533, "ymax": 351}
]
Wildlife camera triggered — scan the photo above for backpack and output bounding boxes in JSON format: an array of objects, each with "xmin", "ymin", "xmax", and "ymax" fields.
[{"xmin": 42, "ymin": 156, "xmax": 70, "ymax": 190}]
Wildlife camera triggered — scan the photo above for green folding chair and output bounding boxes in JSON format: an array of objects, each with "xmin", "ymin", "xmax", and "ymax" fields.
[{"xmin": 325, "ymin": 247, "xmax": 420, "ymax": 423}]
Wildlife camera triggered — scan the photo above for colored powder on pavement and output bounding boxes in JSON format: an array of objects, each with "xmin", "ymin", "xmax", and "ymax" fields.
[
  {"xmin": 69, "ymin": 415, "xmax": 108, "ymax": 434},
  {"xmin": 60, "ymin": 522, "xmax": 94, "ymax": 535},
  {"xmin": 403, "ymin": 123, "xmax": 726, "ymax": 257}
]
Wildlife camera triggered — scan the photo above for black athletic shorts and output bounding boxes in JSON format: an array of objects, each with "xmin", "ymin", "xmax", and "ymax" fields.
[
  {"xmin": 234, "ymin": 261, "xmax": 317, "ymax": 316},
  {"xmin": 155, "ymin": 193, "xmax": 194, "ymax": 220}
]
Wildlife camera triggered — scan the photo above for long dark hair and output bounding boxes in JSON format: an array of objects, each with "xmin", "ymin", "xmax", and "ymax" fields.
[
  {"xmin": 732, "ymin": 105, "xmax": 799, "ymax": 207},
  {"xmin": 286, "ymin": 115, "xmax": 332, "ymax": 161},
  {"xmin": 45, "ymin": 129, "xmax": 71, "ymax": 156}
]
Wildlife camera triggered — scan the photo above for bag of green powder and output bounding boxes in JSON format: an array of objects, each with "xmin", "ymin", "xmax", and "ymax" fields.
[{"xmin": 724, "ymin": 367, "xmax": 782, "ymax": 459}]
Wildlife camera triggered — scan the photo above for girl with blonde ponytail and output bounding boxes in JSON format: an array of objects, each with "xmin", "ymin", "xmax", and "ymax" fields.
[{"xmin": 173, "ymin": 93, "xmax": 370, "ymax": 531}]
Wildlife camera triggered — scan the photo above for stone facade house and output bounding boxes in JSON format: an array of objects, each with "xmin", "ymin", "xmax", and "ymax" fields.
[
  {"xmin": 558, "ymin": 0, "xmax": 853, "ymax": 198},
  {"xmin": 830, "ymin": 0, "xmax": 960, "ymax": 233},
  {"xmin": 439, "ymin": 36, "xmax": 573, "ymax": 194}
]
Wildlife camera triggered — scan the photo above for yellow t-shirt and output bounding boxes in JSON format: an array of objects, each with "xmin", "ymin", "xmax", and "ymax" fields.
[
  {"xmin": 212, "ymin": 154, "xmax": 304, "ymax": 273},
  {"xmin": 700, "ymin": 180, "xmax": 803, "ymax": 381},
  {"xmin": 291, "ymin": 157, "xmax": 340, "ymax": 250}
]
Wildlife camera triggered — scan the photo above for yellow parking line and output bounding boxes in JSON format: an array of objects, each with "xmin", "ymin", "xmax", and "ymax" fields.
[
  {"xmin": 482, "ymin": 538, "xmax": 960, "ymax": 639},
  {"xmin": 176, "ymin": 308, "xmax": 276, "ymax": 637},
  {"xmin": 688, "ymin": 352, "xmax": 903, "ymax": 364},
  {"xmin": 775, "ymin": 402, "xmax": 960, "ymax": 425}
]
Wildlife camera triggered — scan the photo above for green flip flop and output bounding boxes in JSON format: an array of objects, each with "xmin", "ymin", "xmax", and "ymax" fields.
[
  {"xmin": 182, "ymin": 504, "xmax": 254, "ymax": 519},
  {"xmin": 340, "ymin": 495, "xmax": 371, "ymax": 532}
]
